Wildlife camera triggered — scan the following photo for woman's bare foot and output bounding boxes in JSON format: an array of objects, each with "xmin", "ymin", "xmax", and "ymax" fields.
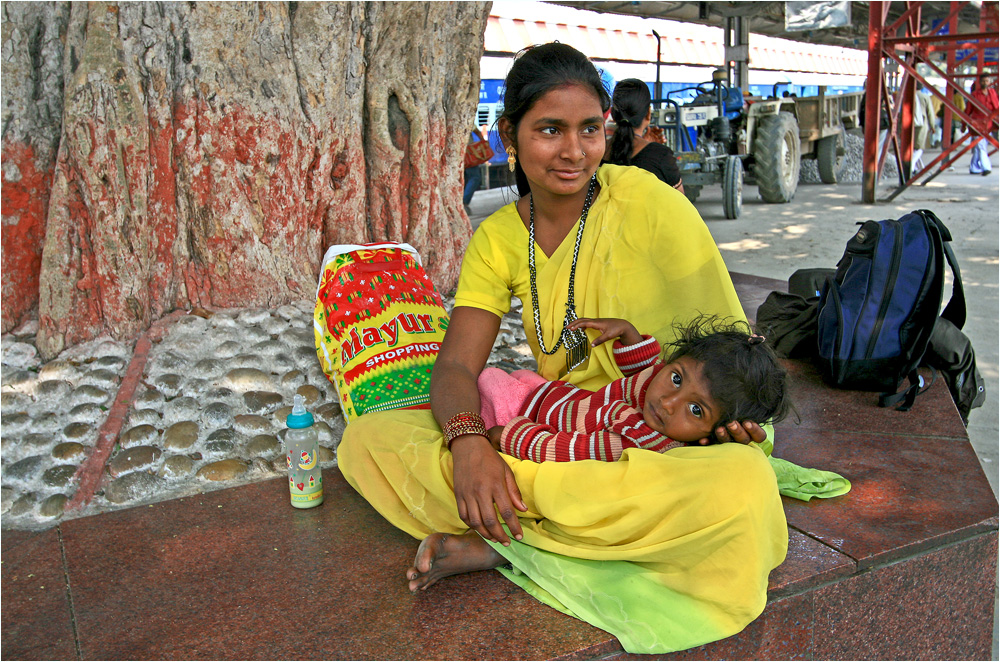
[{"xmin": 406, "ymin": 532, "xmax": 506, "ymax": 592}]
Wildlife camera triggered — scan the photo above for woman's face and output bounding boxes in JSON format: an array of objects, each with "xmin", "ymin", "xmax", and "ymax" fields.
[{"xmin": 505, "ymin": 83, "xmax": 606, "ymax": 198}]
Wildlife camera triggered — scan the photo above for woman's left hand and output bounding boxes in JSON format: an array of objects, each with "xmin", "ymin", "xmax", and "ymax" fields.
[{"xmin": 696, "ymin": 420, "xmax": 766, "ymax": 446}]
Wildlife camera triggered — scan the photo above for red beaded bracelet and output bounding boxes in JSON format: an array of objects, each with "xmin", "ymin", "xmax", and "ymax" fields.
[{"xmin": 443, "ymin": 411, "xmax": 488, "ymax": 450}]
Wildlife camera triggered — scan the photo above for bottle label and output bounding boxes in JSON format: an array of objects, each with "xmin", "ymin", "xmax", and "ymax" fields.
[{"xmin": 291, "ymin": 490, "xmax": 323, "ymax": 503}]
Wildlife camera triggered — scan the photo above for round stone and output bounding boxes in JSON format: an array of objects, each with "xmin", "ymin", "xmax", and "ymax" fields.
[
  {"xmin": 2, "ymin": 369, "xmax": 36, "ymax": 390},
  {"xmin": 68, "ymin": 402, "xmax": 104, "ymax": 424},
  {"xmin": 163, "ymin": 421, "xmax": 199, "ymax": 450},
  {"xmin": 1, "ymin": 486, "xmax": 14, "ymax": 514},
  {"xmin": 203, "ymin": 387, "xmax": 235, "ymax": 402},
  {"xmin": 203, "ymin": 402, "xmax": 234, "ymax": 428},
  {"xmin": 154, "ymin": 374, "xmax": 184, "ymax": 398},
  {"xmin": 93, "ymin": 340, "xmax": 129, "ymax": 358},
  {"xmin": 318, "ymin": 445, "xmax": 336, "ymax": 463},
  {"xmin": 37, "ymin": 359, "xmax": 78, "ymax": 380},
  {"xmin": 204, "ymin": 440, "xmax": 236, "ymax": 455},
  {"xmin": 63, "ymin": 422, "xmax": 93, "ymax": 442},
  {"xmin": 38, "ymin": 494, "xmax": 68, "ymax": 519},
  {"xmin": 183, "ymin": 378, "xmax": 210, "ymax": 395},
  {"xmin": 260, "ymin": 316, "xmax": 289, "ymax": 335},
  {"xmin": 159, "ymin": 454, "xmax": 195, "ymax": 479},
  {"xmin": 1, "ymin": 341, "xmax": 39, "ymax": 369},
  {"xmin": 174, "ymin": 314, "xmax": 209, "ymax": 332},
  {"xmin": 244, "ymin": 391, "xmax": 284, "ymax": 415},
  {"xmin": 314, "ymin": 401, "xmax": 343, "ymax": 423},
  {"xmin": 214, "ymin": 340, "xmax": 241, "ymax": 358},
  {"xmin": 36, "ymin": 379, "xmax": 73, "ymax": 399},
  {"xmin": 53, "ymin": 442, "xmax": 87, "ymax": 461},
  {"xmin": 2, "ymin": 412, "xmax": 31, "ymax": 434},
  {"xmin": 162, "ymin": 396, "xmax": 199, "ymax": 423},
  {"xmin": 293, "ymin": 346, "xmax": 319, "ymax": 368},
  {"xmin": 231, "ymin": 354, "xmax": 264, "ymax": 371},
  {"xmin": 237, "ymin": 309, "xmax": 270, "ymax": 325},
  {"xmin": 246, "ymin": 434, "xmax": 280, "ymax": 458},
  {"xmin": 127, "ymin": 408, "xmax": 162, "ymax": 427},
  {"xmin": 103, "ymin": 472, "xmax": 166, "ymax": 504},
  {"xmin": 6, "ymin": 455, "xmax": 46, "ymax": 482},
  {"xmin": 93, "ymin": 355, "xmax": 127, "ymax": 372},
  {"xmin": 151, "ymin": 350, "xmax": 188, "ymax": 372},
  {"xmin": 108, "ymin": 446, "xmax": 162, "ymax": 478},
  {"xmin": 31, "ymin": 411, "xmax": 63, "ymax": 433},
  {"xmin": 313, "ymin": 421, "xmax": 336, "ymax": 445},
  {"xmin": 1, "ymin": 391, "xmax": 31, "ymax": 411},
  {"xmin": 80, "ymin": 368, "xmax": 119, "ymax": 389},
  {"xmin": 274, "ymin": 405, "xmax": 293, "ymax": 422},
  {"xmin": 250, "ymin": 339, "xmax": 285, "ymax": 356},
  {"xmin": 296, "ymin": 385, "xmax": 322, "ymax": 406},
  {"xmin": 42, "ymin": 464, "xmax": 78, "ymax": 488},
  {"xmin": 9, "ymin": 493, "xmax": 37, "ymax": 517},
  {"xmin": 135, "ymin": 388, "xmax": 165, "ymax": 408},
  {"xmin": 191, "ymin": 358, "xmax": 225, "ymax": 379},
  {"xmin": 207, "ymin": 427, "xmax": 237, "ymax": 443},
  {"xmin": 23, "ymin": 433, "xmax": 53, "ymax": 449},
  {"xmin": 293, "ymin": 299, "xmax": 314, "ymax": 314},
  {"xmin": 280, "ymin": 370, "xmax": 305, "ymax": 389},
  {"xmin": 72, "ymin": 385, "xmax": 111, "ymax": 405},
  {"xmin": 271, "ymin": 457, "xmax": 287, "ymax": 472},
  {"xmin": 281, "ymin": 326, "xmax": 315, "ymax": 345},
  {"xmin": 210, "ymin": 313, "xmax": 238, "ymax": 329},
  {"xmin": 120, "ymin": 424, "xmax": 159, "ymax": 449},
  {"xmin": 234, "ymin": 414, "xmax": 270, "ymax": 435},
  {"xmin": 197, "ymin": 458, "xmax": 249, "ymax": 481},
  {"xmin": 276, "ymin": 304, "xmax": 302, "ymax": 321},
  {"xmin": 222, "ymin": 367, "xmax": 273, "ymax": 392},
  {"xmin": 250, "ymin": 457, "xmax": 275, "ymax": 473},
  {"xmin": 241, "ymin": 325, "xmax": 270, "ymax": 343},
  {"xmin": 269, "ymin": 353, "xmax": 296, "ymax": 372}
]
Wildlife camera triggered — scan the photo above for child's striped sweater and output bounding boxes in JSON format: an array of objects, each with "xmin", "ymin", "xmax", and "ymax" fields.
[{"xmin": 499, "ymin": 335, "xmax": 686, "ymax": 462}]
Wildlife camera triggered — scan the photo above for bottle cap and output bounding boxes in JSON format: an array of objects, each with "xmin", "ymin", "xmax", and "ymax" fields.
[{"xmin": 286, "ymin": 394, "xmax": 314, "ymax": 429}]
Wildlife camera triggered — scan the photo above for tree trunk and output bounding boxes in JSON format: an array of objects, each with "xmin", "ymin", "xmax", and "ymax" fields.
[{"xmin": 0, "ymin": 1, "xmax": 489, "ymax": 359}]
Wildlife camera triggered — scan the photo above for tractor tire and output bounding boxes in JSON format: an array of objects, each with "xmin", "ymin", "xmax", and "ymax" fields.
[
  {"xmin": 684, "ymin": 185, "xmax": 702, "ymax": 204},
  {"xmin": 817, "ymin": 130, "xmax": 846, "ymax": 184},
  {"xmin": 722, "ymin": 156, "xmax": 743, "ymax": 219},
  {"xmin": 754, "ymin": 111, "xmax": 801, "ymax": 203}
]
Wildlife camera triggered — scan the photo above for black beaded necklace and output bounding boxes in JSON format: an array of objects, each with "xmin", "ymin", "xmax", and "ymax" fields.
[{"xmin": 527, "ymin": 175, "xmax": 597, "ymax": 372}]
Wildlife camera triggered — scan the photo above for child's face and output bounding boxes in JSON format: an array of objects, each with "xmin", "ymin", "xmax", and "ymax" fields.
[{"xmin": 642, "ymin": 356, "xmax": 719, "ymax": 443}]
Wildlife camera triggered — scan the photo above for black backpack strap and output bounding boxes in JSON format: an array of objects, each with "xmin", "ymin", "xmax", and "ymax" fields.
[
  {"xmin": 879, "ymin": 368, "xmax": 937, "ymax": 411},
  {"xmin": 918, "ymin": 210, "xmax": 966, "ymax": 329}
]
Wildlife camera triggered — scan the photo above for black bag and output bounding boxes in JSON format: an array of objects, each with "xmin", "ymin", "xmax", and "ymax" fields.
[
  {"xmin": 815, "ymin": 209, "xmax": 968, "ymax": 412},
  {"xmin": 925, "ymin": 317, "xmax": 986, "ymax": 425}
]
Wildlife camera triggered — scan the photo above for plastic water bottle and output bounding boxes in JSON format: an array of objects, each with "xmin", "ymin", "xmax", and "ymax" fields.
[{"xmin": 285, "ymin": 394, "xmax": 323, "ymax": 509}]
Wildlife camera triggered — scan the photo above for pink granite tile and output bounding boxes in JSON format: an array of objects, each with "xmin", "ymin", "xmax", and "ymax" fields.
[
  {"xmin": 774, "ymin": 422, "xmax": 997, "ymax": 569},
  {"xmin": 812, "ymin": 531, "xmax": 997, "ymax": 660},
  {"xmin": 767, "ymin": 528, "xmax": 855, "ymax": 597},
  {"xmin": 1, "ymin": 528, "xmax": 78, "ymax": 660},
  {"xmin": 59, "ymin": 471, "xmax": 613, "ymax": 660}
]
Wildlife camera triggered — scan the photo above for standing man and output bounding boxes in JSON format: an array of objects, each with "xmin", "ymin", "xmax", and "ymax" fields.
[{"xmin": 968, "ymin": 73, "xmax": 998, "ymax": 176}]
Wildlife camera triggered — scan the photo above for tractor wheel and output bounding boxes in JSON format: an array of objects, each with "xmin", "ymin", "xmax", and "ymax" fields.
[
  {"xmin": 684, "ymin": 185, "xmax": 702, "ymax": 204},
  {"xmin": 754, "ymin": 111, "xmax": 801, "ymax": 203},
  {"xmin": 817, "ymin": 130, "xmax": 846, "ymax": 184},
  {"xmin": 722, "ymin": 156, "xmax": 743, "ymax": 219}
]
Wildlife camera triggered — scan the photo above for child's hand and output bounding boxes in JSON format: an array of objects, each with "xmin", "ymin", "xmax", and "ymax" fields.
[
  {"xmin": 487, "ymin": 425, "xmax": 504, "ymax": 451},
  {"xmin": 566, "ymin": 318, "xmax": 643, "ymax": 347},
  {"xmin": 695, "ymin": 420, "xmax": 766, "ymax": 446}
]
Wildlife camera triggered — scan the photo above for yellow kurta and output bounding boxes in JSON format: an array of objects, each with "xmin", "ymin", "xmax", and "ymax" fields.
[{"xmin": 338, "ymin": 165, "xmax": 787, "ymax": 653}]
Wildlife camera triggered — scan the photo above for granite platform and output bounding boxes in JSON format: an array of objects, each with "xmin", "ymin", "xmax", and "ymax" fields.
[{"xmin": 3, "ymin": 272, "xmax": 997, "ymax": 660}]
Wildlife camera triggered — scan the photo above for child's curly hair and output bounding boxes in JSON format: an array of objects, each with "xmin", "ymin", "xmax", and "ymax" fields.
[{"xmin": 662, "ymin": 315, "xmax": 793, "ymax": 440}]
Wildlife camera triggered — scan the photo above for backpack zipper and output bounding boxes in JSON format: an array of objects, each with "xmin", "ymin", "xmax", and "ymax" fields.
[{"xmin": 865, "ymin": 219, "xmax": 903, "ymax": 358}]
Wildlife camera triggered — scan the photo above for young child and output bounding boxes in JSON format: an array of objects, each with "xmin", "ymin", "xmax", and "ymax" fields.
[{"xmin": 478, "ymin": 315, "xmax": 791, "ymax": 462}]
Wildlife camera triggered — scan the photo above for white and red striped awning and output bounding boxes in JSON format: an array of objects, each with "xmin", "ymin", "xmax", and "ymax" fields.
[{"xmin": 484, "ymin": 14, "xmax": 868, "ymax": 76}]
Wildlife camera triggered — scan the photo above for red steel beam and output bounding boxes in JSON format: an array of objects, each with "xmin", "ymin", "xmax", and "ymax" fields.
[{"xmin": 863, "ymin": 1, "xmax": 887, "ymax": 203}]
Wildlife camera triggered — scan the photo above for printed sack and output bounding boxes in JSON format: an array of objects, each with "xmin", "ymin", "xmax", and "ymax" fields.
[{"xmin": 314, "ymin": 243, "xmax": 449, "ymax": 422}]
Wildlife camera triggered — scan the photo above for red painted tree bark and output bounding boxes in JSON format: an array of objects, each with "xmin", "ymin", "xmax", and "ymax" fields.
[{"xmin": 1, "ymin": 1, "xmax": 489, "ymax": 359}]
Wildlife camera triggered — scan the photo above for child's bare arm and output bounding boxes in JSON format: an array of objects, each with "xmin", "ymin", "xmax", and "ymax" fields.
[{"xmin": 565, "ymin": 318, "xmax": 643, "ymax": 346}]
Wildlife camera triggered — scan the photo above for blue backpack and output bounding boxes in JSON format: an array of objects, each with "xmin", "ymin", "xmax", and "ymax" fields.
[{"xmin": 816, "ymin": 210, "xmax": 966, "ymax": 410}]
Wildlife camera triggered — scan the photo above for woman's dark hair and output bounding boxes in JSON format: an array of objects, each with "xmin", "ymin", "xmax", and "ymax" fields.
[
  {"xmin": 663, "ymin": 315, "xmax": 794, "ymax": 441},
  {"xmin": 607, "ymin": 78, "xmax": 651, "ymax": 166},
  {"xmin": 499, "ymin": 42, "xmax": 611, "ymax": 197}
]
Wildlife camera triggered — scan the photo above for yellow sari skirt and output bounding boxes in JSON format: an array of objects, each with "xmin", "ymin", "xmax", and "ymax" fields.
[{"xmin": 339, "ymin": 409, "xmax": 787, "ymax": 654}]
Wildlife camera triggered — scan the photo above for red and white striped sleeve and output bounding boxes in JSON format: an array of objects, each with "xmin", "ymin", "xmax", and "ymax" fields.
[{"xmin": 612, "ymin": 335, "xmax": 661, "ymax": 376}]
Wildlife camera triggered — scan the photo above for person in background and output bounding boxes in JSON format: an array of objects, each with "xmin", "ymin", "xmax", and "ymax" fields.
[
  {"xmin": 463, "ymin": 127, "xmax": 491, "ymax": 214},
  {"xmin": 605, "ymin": 78, "xmax": 684, "ymax": 194},
  {"xmin": 967, "ymin": 73, "xmax": 998, "ymax": 176}
]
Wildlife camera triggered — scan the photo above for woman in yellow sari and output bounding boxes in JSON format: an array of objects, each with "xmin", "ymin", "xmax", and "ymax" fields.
[{"xmin": 338, "ymin": 43, "xmax": 787, "ymax": 654}]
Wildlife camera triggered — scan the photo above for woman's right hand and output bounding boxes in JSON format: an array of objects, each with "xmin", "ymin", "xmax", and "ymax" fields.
[{"xmin": 451, "ymin": 433, "xmax": 526, "ymax": 545}]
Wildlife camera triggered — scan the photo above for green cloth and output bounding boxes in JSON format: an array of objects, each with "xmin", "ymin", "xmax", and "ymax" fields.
[{"xmin": 768, "ymin": 455, "xmax": 852, "ymax": 501}]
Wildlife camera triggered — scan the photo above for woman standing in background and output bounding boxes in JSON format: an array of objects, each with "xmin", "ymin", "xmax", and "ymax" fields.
[{"xmin": 605, "ymin": 78, "xmax": 684, "ymax": 193}]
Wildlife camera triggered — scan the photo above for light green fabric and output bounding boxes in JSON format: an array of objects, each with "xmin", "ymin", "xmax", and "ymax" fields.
[{"xmin": 768, "ymin": 456, "xmax": 852, "ymax": 501}]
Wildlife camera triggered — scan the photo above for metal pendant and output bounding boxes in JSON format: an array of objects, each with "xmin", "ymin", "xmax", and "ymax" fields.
[{"xmin": 562, "ymin": 308, "xmax": 590, "ymax": 372}]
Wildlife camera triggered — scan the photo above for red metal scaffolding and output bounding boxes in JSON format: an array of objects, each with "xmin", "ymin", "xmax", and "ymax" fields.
[{"xmin": 863, "ymin": 1, "xmax": 998, "ymax": 202}]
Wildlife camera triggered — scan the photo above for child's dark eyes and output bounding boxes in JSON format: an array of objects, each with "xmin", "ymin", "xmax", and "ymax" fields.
[
  {"xmin": 688, "ymin": 403, "xmax": 703, "ymax": 418},
  {"xmin": 671, "ymin": 371, "xmax": 681, "ymax": 387}
]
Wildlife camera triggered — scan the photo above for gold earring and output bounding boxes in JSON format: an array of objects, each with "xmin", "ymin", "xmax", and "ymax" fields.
[{"xmin": 506, "ymin": 145, "xmax": 517, "ymax": 173}]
